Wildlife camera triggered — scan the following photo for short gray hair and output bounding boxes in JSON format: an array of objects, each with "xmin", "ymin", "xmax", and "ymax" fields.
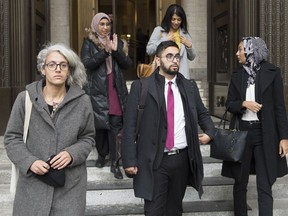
[{"xmin": 37, "ymin": 43, "xmax": 87, "ymax": 88}]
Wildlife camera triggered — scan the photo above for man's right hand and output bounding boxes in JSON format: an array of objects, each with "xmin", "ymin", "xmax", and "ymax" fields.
[{"xmin": 124, "ymin": 166, "xmax": 138, "ymax": 176}]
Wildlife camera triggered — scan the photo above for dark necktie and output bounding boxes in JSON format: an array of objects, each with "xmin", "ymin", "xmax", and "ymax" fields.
[{"xmin": 166, "ymin": 81, "xmax": 174, "ymax": 151}]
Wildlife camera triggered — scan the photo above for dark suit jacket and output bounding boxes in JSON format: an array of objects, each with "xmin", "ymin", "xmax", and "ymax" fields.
[
  {"xmin": 222, "ymin": 62, "xmax": 288, "ymax": 183},
  {"xmin": 121, "ymin": 70, "xmax": 215, "ymax": 201}
]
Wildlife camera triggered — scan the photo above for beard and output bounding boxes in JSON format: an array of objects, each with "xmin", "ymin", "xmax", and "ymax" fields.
[{"xmin": 160, "ymin": 62, "xmax": 179, "ymax": 75}]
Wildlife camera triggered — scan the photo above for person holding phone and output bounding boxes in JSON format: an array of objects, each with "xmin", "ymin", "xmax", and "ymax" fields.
[{"xmin": 4, "ymin": 43, "xmax": 95, "ymax": 215}]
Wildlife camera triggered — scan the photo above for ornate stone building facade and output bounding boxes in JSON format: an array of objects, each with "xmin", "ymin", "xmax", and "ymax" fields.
[
  {"xmin": 0, "ymin": 0, "xmax": 287, "ymax": 134},
  {"xmin": 208, "ymin": 0, "xmax": 288, "ymax": 116}
]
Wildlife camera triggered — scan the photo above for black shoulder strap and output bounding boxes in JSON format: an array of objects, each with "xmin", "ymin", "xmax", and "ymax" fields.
[{"xmin": 136, "ymin": 78, "xmax": 149, "ymax": 135}]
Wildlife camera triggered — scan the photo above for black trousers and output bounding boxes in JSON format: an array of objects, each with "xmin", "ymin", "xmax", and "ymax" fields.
[
  {"xmin": 95, "ymin": 115, "xmax": 122, "ymax": 161},
  {"xmin": 234, "ymin": 121, "xmax": 272, "ymax": 216},
  {"xmin": 144, "ymin": 148, "xmax": 189, "ymax": 216}
]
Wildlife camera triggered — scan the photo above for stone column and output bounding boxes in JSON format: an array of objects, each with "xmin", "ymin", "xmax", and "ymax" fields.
[
  {"xmin": 50, "ymin": 0, "xmax": 70, "ymax": 45},
  {"xmin": 0, "ymin": 0, "xmax": 10, "ymax": 134},
  {"xmin": 260, "ymin": 0, "xmax": 288, "ymax": 108},
  {"xmin": 182, "ymin": 0, "xmax": 208, "ymax": 106},
  {"xmin": 0, "ymin": 0, "xmax": 9, "ymax": 88}
]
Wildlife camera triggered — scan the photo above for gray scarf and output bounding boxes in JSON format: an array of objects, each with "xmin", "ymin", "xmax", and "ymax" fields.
[{"xmin": 242, "ymin": 37, "xmax": 269, "ymax": 87}]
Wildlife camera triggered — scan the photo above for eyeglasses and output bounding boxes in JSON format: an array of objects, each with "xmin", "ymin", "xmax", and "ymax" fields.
[
  {"xmin": 99, "ymin": 22, "xmax": 111, "ymax": 27},
  {"xmin": 45, "ymin": 62, "xmax": 69, "ymax": 71},
  {"xmin": 162, "ymin": 53, "xmax": 180, "ymax": 62}
]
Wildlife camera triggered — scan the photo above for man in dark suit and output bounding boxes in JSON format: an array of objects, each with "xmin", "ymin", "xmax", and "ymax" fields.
[{"xmin": 121, "ymin": 41, "xmax": 216, "ymax": 216}]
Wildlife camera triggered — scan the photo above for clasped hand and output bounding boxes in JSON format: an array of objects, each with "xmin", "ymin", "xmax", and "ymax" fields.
[
  {"xmin": 105, "ymin": 33, "xmax": 118, "ymax": 53},
  {"xmin": 242, "ymin": 101, "xmax": 263, "ymax": 113},
  {"xmin": 30, "ymin": 151, "xmax": 72, "ymax": 175},
  {"xmin": 167, "ymin": 34, "xmax": 192, "ymax": 48}
]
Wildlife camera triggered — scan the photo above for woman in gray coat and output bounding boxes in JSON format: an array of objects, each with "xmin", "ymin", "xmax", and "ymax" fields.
[
  {"xmin": 146, "ymin": 4, "xmax": 196, "ymax": 79},
  {"xmin": 4, "ymin": 43, "xmax": 95, "ymax": 216}
]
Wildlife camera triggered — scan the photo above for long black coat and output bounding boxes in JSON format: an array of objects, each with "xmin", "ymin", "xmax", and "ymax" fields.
[
  {"xmin": 80, "ymin": 36, "xmax": 132, "ymax": 129},
  {"xmin": 121, "ymin": 71, "xmax": 216, "ymax": 200},
  {"xmin": 222, "ymin": 62, "xmax": 288, "ymax": 184}
]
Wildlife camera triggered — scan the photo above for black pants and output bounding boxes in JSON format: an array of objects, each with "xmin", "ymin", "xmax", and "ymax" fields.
[
  {"xmin": 95, "ymin": 115, "xmax": 122, "ymax": 161},
  {"xmin": 234, "ymin": 121, "xmax": 272, "ymax": 216},
  {"xmin": 144, "ymin": 149, "xmax": 189, "ymax": 216}
]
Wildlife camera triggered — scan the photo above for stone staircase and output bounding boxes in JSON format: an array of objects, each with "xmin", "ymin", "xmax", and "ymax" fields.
[{"xmin": 1, "ymin": 135, "xmax": 288, "ymax": 215}]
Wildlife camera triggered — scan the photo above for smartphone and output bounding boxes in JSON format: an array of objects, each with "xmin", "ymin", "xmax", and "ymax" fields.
[{"xmin": 46, "ymin": 154, "xmax": 56, "ymax": 165}]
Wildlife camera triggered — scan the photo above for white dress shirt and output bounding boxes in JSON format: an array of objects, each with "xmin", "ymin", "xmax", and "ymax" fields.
[
  {"xmin": 164, "ymin": 77, "xmax": 187, "ymax": 151},
  {"xmin": 242, "ymin": 84, "xmax": 259, "ymax": 121}
]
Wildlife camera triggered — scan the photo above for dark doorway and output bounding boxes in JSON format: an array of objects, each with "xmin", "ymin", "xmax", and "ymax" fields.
[{"xmin": 208, "ymin": 0, "xmax": 238, "ymax": 117}]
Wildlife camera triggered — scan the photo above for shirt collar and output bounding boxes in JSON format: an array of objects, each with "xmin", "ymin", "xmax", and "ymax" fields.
[{"xmin": 165, "ymin": 76, "xmax": 177, "ymax": 86}]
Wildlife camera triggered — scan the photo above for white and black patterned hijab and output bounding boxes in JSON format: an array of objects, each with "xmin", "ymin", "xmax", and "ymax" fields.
[{"xmin": 242, "ymin": 37, "xmax": 269, "ymax": 87}]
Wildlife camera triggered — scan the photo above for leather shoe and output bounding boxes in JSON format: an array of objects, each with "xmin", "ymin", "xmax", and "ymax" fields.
[
  {"xmin": 95, "ymin": 156, "xmax": 105, "ymax": 168},
  {"xmin": 111, "ymin": 164, "xmax": 123, "ymax": 179}
]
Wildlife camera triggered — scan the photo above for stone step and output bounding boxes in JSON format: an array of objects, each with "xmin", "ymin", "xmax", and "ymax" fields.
[
  {"xmin": 85, "ymin": 198, "xmax": 288, "ymax": 216},
  {"xmin": 86, "ymin": 164, "xmax": 233, "ymax": 191},
  {"xmin": 86, "ymin": 157, "xmax": 223, "ymax": 176},
  {"xmin": 85, "ymin": 200, "xmax": 238, "ymax": 216},
  {"xmin": 85, "ymin": 164, "xmax": 288, "ymax": 200},
  {"xmin": 0, "ymin": 145, "xmax": 222, "ymax": 184},
  {"xmin": 87, "ymin": 144, "xmax": 214, "ymax": 161},
  {"xmin": 1, "ymin": 136, "xmax": 288, "ymax": 216},
  {"xmin": 2, "ymin": 158, "xmax": 288, "ymax": 200},
  {"xmin": 2, "ymin": 180, "xmax": 288, "ymax": 216}
]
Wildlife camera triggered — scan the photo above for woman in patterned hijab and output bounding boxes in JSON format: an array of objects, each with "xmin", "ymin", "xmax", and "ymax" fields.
[
  {"xmin": 222, "ymin": 36, "xmax": 288, "ymax": 216},
  {"xmin": 242, "ymin": 37, "xmax": 269, "ymax": 86}
]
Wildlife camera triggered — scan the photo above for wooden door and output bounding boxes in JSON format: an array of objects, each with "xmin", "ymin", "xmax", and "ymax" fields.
[{"xmin": 208, "ymin": 0, "xmax": 238, "ymax": 117}]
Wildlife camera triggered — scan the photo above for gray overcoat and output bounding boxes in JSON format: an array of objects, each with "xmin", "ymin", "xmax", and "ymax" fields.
[{"xmin": 4, "ymin": 80, "xmax": 95, "ymax": 216}]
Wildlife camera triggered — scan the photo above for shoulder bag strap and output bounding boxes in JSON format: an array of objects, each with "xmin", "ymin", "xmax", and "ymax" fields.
[
  {"xmin": 10, "ymin": 91, "xmax": 32, "ymax": 195},
  {"xmin": 23, "ymin": 91, "xmax": 32, "ymax": 143},
  {"xmin": 136, "ymin": 78, "xmax": 149, "ymax": 136}
]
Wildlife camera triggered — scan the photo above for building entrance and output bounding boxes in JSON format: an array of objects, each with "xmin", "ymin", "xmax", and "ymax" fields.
[{"xmin": 70, "ymin": 0, "xmax": 159, "ymax": 80}]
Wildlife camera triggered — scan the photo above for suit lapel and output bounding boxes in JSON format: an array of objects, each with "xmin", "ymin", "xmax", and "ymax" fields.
[
  {"xmin": 258, "ymin": 63, "xmax": 277, "ymax": 94},
  {"xmin": 147, "ymin": 72, "xmax": 164, "ymax": 111},
  {"xmin": 232, "ymin": 67, "xmax": 248, "ymax": 100}
]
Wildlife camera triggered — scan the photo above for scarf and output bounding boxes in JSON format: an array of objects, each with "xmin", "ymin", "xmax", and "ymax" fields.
[
  {"xmin": 173, "ymin": 29, "xmax": 181, "ymax": 50},
  {"xmin": 91, "ymin": 13, "xmax": 112, "ymax": 75},
  {"xmin": 242, "ymin": 37, "xmax": 269, "ymax": 87}
]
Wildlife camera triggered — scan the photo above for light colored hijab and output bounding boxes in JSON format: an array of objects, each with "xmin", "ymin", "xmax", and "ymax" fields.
[
  {"xmin": 91, "ymin": 12, "xmax": 112, "ymax": 75},
  {"xmin": 242, "ymin": 37, "xmax": 269, "ymax": 87}
]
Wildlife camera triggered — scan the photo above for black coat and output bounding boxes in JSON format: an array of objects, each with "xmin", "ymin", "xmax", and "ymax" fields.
[
  {"xmin": 121, "ymin": 70, "xmax": 216, "ymax": 200},
  {"xmin": 80, "ymin": 37, "xmax": 132, "ymax": 129},
  {"xmin": 222, "ymin": 62, "xmax": 288, "ymax": 183}
]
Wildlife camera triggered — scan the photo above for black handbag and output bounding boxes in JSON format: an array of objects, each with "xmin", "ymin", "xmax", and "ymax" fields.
[
  {"xmin": 35, "ymin": 155, "xmax": 65, "ymax": 187},
  {"xmin": 210, "ymin": 110, "xmax": 248, "ymax": 162}
]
